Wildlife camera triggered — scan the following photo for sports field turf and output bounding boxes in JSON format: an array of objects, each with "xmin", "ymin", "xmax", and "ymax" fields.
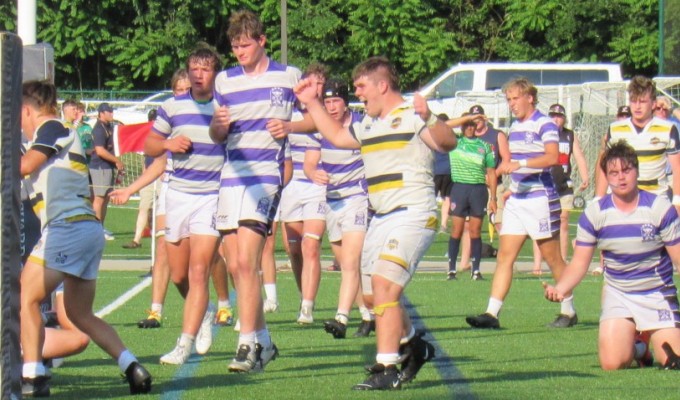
[{"xmin": 45, "ymin": 204, "xmax": 678, "ymax": 399}]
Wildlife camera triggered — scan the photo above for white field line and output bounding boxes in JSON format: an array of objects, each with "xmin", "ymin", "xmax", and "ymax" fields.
[{"xmin": 95, "ymin": 276, "xmax": 151, "ymax": 318}]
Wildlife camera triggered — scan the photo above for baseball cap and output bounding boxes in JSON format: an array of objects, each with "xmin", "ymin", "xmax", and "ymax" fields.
[
  {"xmin": 97, "ymin": 102, "xmax": 114, "ymax": 113},
  {"xmin": 617, "ymin": 105, "xmax": 631, "ymax": 117},
  {"xmin": 469, "ymin": 105, "xmax": 485, "ymax": 115},
  {"xmin": 322, "ymin": 78, "xmax": 349, "ymax": 104},
  {"xmin": 548, "ymin": 103, "xmax": 566, "ymax": 116}
]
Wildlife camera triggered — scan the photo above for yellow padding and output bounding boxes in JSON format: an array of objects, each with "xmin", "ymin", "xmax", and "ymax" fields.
[{"xmin": 374, "ymin": 301, "xmax": 400, "ymax": 316}]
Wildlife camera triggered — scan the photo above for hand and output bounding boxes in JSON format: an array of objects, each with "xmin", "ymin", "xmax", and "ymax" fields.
[
  {"xmin": 579, "ymin": 179, "xmax": 590, "ymax": 191},
  {"xmin": 542, "ymin": 281, "xmax": 564, "ymax": 302},
  {"xmin": 115, "ymin": 160, "xmax": 125, "ymax": 170},
  {"xmin": 488, "ymin": 198, "xmax": 497, "ymax": 215},
  {"xmin": 164, "ymin": 135, "xmax": 192, "ymax": 153},
  {"xmin": 497, "ymin": 160, "xmax": 520, "ymax": 175},
  {"xmin": 294, "ymin": 77, "xmax": 320, "ymax": 105},
  {"xmin": 108, "ymin": 188, "xmax": 131, "ymax": 205},
  {"xmin": 312, "ymin": 169, "xmax": 329, "ymax": 186},
  {"xmin": 210, "ymin": 105, "xmax": 231, "ymax": 142},
  {"xmin": 413, "ymin": 93, "xmax": 431, "ymax": 122},
  {"xmin": 267, "ymin": 119, "xmax": 291, "ymax": 140}
]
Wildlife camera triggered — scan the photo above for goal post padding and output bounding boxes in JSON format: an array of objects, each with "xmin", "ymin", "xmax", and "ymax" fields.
[{"xmin": 0, "ymin": 31, "xmax": 24, "ymax": 398}]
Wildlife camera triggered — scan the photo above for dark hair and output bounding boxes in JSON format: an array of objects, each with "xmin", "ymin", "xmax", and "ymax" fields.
[
  {"xmin": 502, "ymin": 77, "xmax": 538, "ymax": 106},
  {"xmin": 352, "ymin": 56, "xmax": 400, "ymax": 91},
  {"xmin": 600, "ymin": 141, "xmax": 638, "ymax": 174},
  {"xmin": 322, "ymin": 78, "xmax": 349, "ymax": 104},
  {"xmin": 23, "ymin": 80, "xmax": 58, "ymax": 115},
  {"xmin": 227, "ymin": 10, "xmax": 264, "ymax": 42},
  {"xmin": 148, "ymin": 109, "xmax": 158, "ymax": 121},
  {"xmin": 186, "ymin": 45, "xmax": 222, "ymax": 72},
  {"xmin": 628, "ymin": 75, "xmax": 656, "ymax": 102},
  {"xmin": 304, "ymin": 62, "xmax": 329, "ymax": 81},
  {"xmin": 62, "ymin": 99, "xmax": 78, "ymax": 109}
]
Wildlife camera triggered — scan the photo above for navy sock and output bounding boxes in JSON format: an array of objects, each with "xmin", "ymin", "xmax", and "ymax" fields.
[
  {"xmin": 448, "ymin": 237, "xmax": 461, "ymax": 273},
  {"xmin": 471, "ymin": 237, "xmax": 482, "ymax": 272}
]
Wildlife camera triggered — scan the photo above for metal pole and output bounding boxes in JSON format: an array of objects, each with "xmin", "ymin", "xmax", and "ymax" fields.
[
  {"xmin": 17, "ymin": 0, "xmax": 37, "ymax": 45},
  {"xmin": 281, "ymin": 0, "xmax": 288, "ymax": 64},
  {"xmin": 659, "ymin": 0, "xmax": 665, "ymax": 76}
]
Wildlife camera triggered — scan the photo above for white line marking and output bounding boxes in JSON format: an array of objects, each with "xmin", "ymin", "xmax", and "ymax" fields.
[{"xmin": 95, "ymin": 276, "xmax": 151, "ymax": 318}]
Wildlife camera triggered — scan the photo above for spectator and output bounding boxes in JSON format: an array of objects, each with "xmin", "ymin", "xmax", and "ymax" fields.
[{"xmin": 90, "ymin": 102, "xmax": 124, "ymax": 240}]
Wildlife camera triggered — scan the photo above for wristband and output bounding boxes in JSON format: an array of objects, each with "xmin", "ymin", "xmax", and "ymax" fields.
[
  {"xmin": 518, "ymin": 159, "xmax": 528, "ymax": 168},
  {"xmin": 673, "ymin": 195, "xmax": 680, "ymax": 206},
  {"xmin": 426, "ymin": 114, "xmax": 438, "ymax": 128}
]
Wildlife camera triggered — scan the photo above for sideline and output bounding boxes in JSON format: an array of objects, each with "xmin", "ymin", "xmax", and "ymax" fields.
[
  {"xmin": 403, "ymin": 296, "xmax": 475, "ymax": 399},
  {"xmin": 95, "ymin": 276, "xmax": 152, "ymax": 318}
]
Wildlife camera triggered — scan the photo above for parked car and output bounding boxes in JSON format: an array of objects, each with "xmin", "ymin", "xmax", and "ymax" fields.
[{"xmin": 83, "ymin": 90, "xmax": 173, "ymax": 126}]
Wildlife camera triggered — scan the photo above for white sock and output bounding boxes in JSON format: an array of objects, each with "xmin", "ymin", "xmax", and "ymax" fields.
[
  {"xmin": 238, "ymin": 332, "xmax": 256, "ymax": 347},
  {"xmin": 335, "ymin": 312, "xmax": 349, "ymax": 325},
  {"xmin": 486, "ymin": 297, "xmax": 503, "ymax": 318},
  {"xmin": 179, "ymin": 333, "xmax": 195, "ymax": 347},
  {"xmin": 117, "ymin": 349, "xmax": 138, "ymax": 373},
  {"xmin": 359, "ymin": 306, "xmax": 371, "ymax": 321},
  {"xmin": 376, "ymin": 353, "xmax": 400, "ymax": 366},
  {"xmin": 264, "ymin": 284, "xmax": 278, "ymax": 302},
  {"xmin": 218, "ymin": 299, "xmax": 231, "ymax": 309},
  {"xmin": 151, "ymin": 303, "xmax": 163, "ymax": 315},
  {"xmin": 255, "ymin": 329, "xmax": 272, "ymax": 347},
  {"xmin": 400, "ymin": 326, "xmax": 416, "ymax": 345},
  {"xmin": 301, "ymin": 299, "xmax": 314, "ymax": 309},
  {"xmin": 560, "ymin": 295, "xmax": 576, "ymax": 316},
  {"xmin": 22, "ymin": 362, "xmax": 46, "ymax": 378}
]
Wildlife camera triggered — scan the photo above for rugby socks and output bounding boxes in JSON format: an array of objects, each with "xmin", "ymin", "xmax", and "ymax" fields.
[
  {"xmin": 560, "ymin": 295, "xmax": 576, "ymax": 317},
  {"xmin": 335, "ymin": 311, "xmax": 349, "ymax": 325},
  {"xmin": 117, "ymin": 349, "xmax": 138, "ymax": 373},
  {"xmin": 470, "ymin": 237, "xmax": 482, "ymax": 272},
  {"xmin": 255, "ymin": 329, "xmax": 272, "ymax": 347},
  {"xmin": 448, "ymin": 238, "xmax": 461, "ymax": 272},
  {"xmin": 486, "ymin": 297, "xmax": 503, "ymax": 318},
  {"xmin": 264, "ymin": 283, "xmax": 278, "ymax": 303},
  {"xmin": 238, "ymin": 331, "xmax": 256, "ymax": 347},
  {"xmin": 218, "ymin": 299, "xmax": 231, "ymax": 309},
  {"xmin": 301, "ymin": 299, "xmax": 314, "ymax": 310},
  {"xmin": 376, "ymin": 353, "xmax": 400, "ymax": 367},
  {"xmin": 22, "ymin": 362, "xmax": 47, "ymax": 378},
  {"xmin": 359, "ymin": 306, "xmax": 374, "ymax": 322},
  {"xmin": 151, "ymin": 303, "xmax": 163, "ymax": 316},
  {"xmin": 179, "ymin": 333, "xmax": 195, "ymax": 348}
]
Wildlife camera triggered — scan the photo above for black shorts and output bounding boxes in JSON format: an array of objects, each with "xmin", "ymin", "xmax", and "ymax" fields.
[
  {"xmin": 449, "ymin": 183, "xmax": 488, "ymax": 218},
  {"xmin": 434, "ymin": 174, "xmax": 453, "ymax": 198}
]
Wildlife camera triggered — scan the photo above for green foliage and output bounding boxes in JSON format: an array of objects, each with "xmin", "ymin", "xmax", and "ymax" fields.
[{"xmin": 0, "ymin": 0, "xmax": 665, "ymax": 91}]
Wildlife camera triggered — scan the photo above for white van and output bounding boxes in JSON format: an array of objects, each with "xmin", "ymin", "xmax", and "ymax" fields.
[{"xmin": 418, "ymin": 62, "xmax": 623, "ymax": 118}]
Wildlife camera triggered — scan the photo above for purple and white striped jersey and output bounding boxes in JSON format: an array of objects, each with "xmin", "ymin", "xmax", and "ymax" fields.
[
  {"xmin": 288, "ymin": 131, "xmax": 320, "ymax": 183},
  {"xmin": 576, "ymin": 191, "xmax": 680, "ymax": 294},
  {"xmin": 508, "ymin": 110, "xmax": 559, "ymax": 195},
  {"xmin": 152, "ymin": 92, "xmax": 224, "ymax": 194},
  {"xmin": 318, "ymin": 111, "xmax": 367, "ymax": 200},
  {"xmin": 213, "ymin": 60, "xmax": 301, "ymax": 187}
]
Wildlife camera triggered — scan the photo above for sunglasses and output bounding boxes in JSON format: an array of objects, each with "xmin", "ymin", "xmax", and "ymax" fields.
[{"xmin": 654, "ymin": 107, "xmax": 670, "ymax": 112}]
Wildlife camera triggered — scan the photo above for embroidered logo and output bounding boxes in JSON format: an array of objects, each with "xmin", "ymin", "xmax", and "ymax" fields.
[
  {"xmin": 270, "ymin": 87, "xmax": 284, "ymax": 107},
  {"xmin": 390, "ymin": 117, "xmax": 402, "ymax": 129},
  {"xmin": 55, "ymin": 252, "xmax": 68, "ymax": 264},
  {"xmin": 387, "ymin": 238, "xmax": 399, "ymax": 250},
  {"xmin": 256, "ymin": 197, "xmax": 271, "ymax": 215},
  {"xmin": 641, "ymin": 223, "xmax": 656, "ymax": 242},
  {"xmin": 539, "ymin": 218, "xmax": 549, "ymax": 233},
  {"xmin": 354, "ymin": 211, "xmax": 366, "ymax": 226},
  {"xmin": 658, "ymin": 309, "xmax": 672, "ymax": 322},
  {"xmin": 524, "ymin": 132, "xmax": 534, "ymax": 144}
]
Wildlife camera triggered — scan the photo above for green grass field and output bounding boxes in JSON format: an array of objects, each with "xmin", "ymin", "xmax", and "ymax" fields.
[
  {"xmin": 47, "ymin": 271, "xmax": 680, "ymax": 399},
  {"xmin": 59, "ymin": 203, "xmax": 680, "ymax": 399}
]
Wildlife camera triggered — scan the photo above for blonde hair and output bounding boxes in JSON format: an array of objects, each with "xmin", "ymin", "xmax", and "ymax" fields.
[{"xmin": 502, "ymin": 77, "xmax": 538, "ymax": 106}]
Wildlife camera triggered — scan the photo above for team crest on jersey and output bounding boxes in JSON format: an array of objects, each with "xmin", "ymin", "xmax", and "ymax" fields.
[
  {"xmin": 524, "ymin": 132, "xmax": 534, "ymax": 144},
  {"xmin": 354, "ymin": 211, "xmax": 366, "ymax": 226},
  {"xmin": 270, "ymin": 87, "xmax": 285, "ymax": 107},
  {"xmin": 650, "ymin": 137, "xmax": 660, "ymax": 145},
  {"xmin": 256, "ymin": 197, "xmax": 271, "ymax": 215},
  {"xmin": 317, "ymin": 202, "xmax": 327, "ymax": 215},
  {"xmin": 390, "ymin": 117, "xmax": 402, "ymax": 129},
  {"xmin": 387, "ymin": 238, "xmax": 399, "ymax": 250},
  {"xmin": 640, "ymin": 223, "xmax": 656, "ymax": 242},
  {"xmin": 658, "ymin": 309, "xmax": 672, "ymax": 322},
  {"xmin": 538, "ymin": 218, "xmax": 549, "ymax": 233}
]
